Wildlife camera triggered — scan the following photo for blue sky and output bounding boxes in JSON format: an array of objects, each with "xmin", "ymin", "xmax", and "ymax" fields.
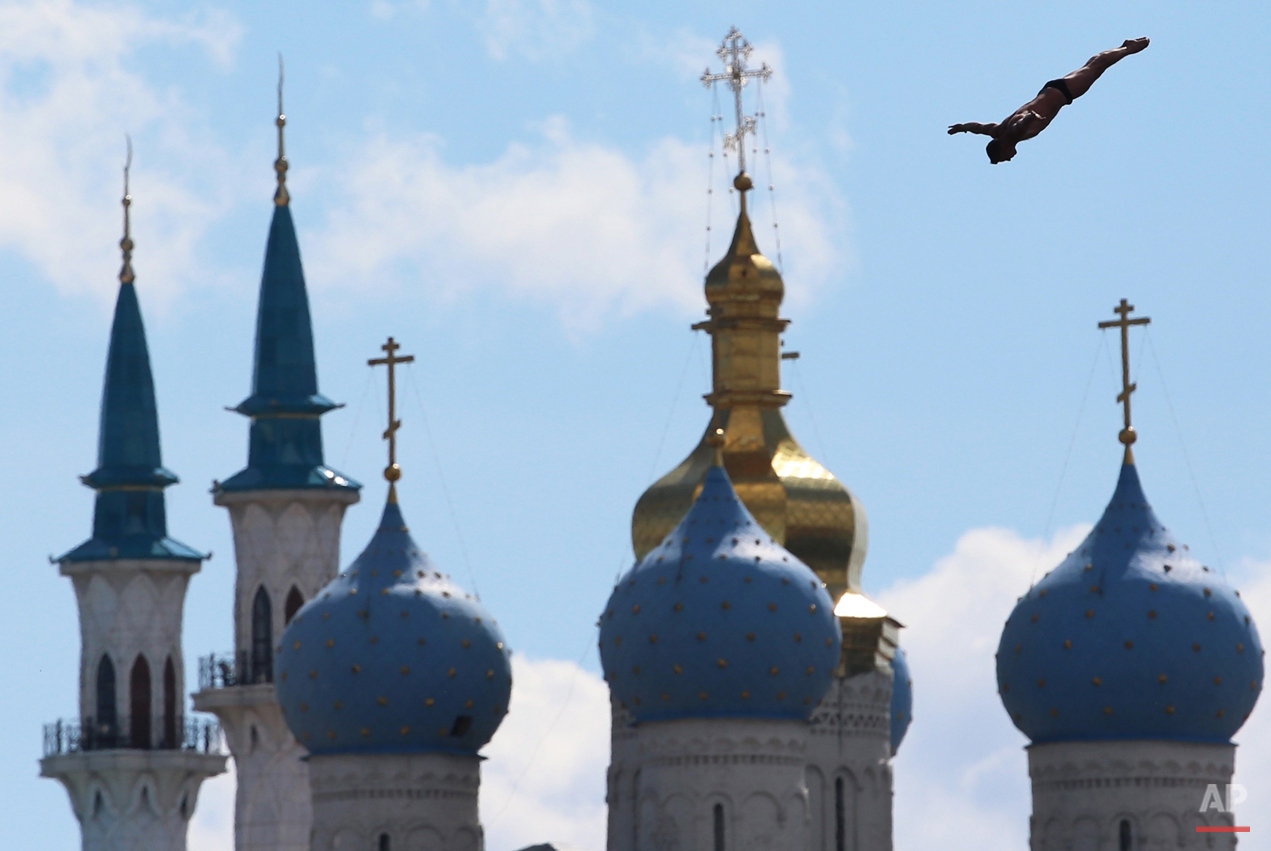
[{"xmin": 4, "ymin": 2, "xmax": 1271, "ymax": 849}]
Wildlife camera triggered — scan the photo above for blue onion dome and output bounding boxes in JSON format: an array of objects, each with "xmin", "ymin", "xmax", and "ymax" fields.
[
  {"xmin": 277, "ymin": 491, "xmax": 512, "ymax": 755},
  {"xmin": 890, "ymin": 646, "xmax": 913, "ymax": 755},
  {"xmin": 997, "ymin": 462, "xmax": 1263, "ymax": 743},
  {"xmin": 600, "ymin": 457, "xmax": 840, "ymax": 723}
]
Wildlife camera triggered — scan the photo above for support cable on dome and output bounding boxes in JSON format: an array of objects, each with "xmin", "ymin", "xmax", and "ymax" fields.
[
  {"xmin": 787, "ymin": 355, "xmax": 832, "ymax": 472},
  {"xmin": 704, "ymin": 85, "xmax": 723, "ymax": 273},
  {"xmin": 1034, "ymin": 334, "xmax": 1106, "ymax": 588},
  {"xmin": 756, "ymin": 80, "xmax": 784, "ymax": 273},
  {"xmin": 403, "ymin": 362, "xmax": 482, "ymax": 599},
  {"xmin": 336, "ymin": 368, "xmax": 375, "ymax": 470},
  {"xmin": 1145, "ymin": 329, "xmax": 1226, "ymax": 577},
  {"xmin": 1041, "ymin": 335, "xmax": 1106, "ymax": 542},
  {"xmin": 645, "ymin": 332, "xmax": 702, "ymax": 486}
]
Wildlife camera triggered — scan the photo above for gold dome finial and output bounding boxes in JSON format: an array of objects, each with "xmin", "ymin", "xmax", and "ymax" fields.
[
  {"xmin": 706, "ymin": 427, "xmax": 726, "ymax": 466},
  {"xmin": 368, "ymin": 336, "xmax": 416, "ymax": 494},
  {"xmin": 274, "ymin": 54, "xmax": 289, "ymax": 207},
  {"xmin": 1098, "ymin": 299, "xmax": 1151, "ymax": 464},
  {"xmin": 119, "ymin": 135, "xmax": 135, "ymax": 285}
]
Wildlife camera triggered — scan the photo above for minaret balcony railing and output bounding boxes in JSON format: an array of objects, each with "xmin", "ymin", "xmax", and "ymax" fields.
[
  {"xmin": 42, "ymin": 715, "xmax": 224, "ymax": 757},
  {"xmin": 197, "ymin": 650, "xmax": 273, "ymax": 690}
]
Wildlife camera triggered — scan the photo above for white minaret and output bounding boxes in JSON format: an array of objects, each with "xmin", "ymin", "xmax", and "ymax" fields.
[
  {"xmin": 997, "ymin": 303, "xmax": 1263, "ymax": 850},
  {"xmin": 191, "ymin": 90, "xmax": 360, "ymax": 851},
  {"xmin": 41, "ymin": 165, "xmax": 226, "ymax": 851}
]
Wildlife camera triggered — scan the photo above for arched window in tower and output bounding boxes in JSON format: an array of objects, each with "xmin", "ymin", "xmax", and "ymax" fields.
[
  {"xmin": 378, "ymin": 834, "xmax": 391, "ymax": 851},
  {"xmin": 129, "ymin": 655, "xmax": 151, "ymax": 749},
  {"xmin": 284, "ymin": 586, "xmax": 304, "ymax": 625},
  {"xmin": 834, "ymin": 777, "xmax": 846, "ymax": 851},
  {"xmin": 713, "ymin": 803, "xmax": 725, "ymax": 851},
  {"xmin": 251, "ymin": 586, "xmax": 273, "ymax": 683},
  {"xmin": 162, "ymin": 656, "xmax": 177, "ymax": 748},
  {"xmin": 95, "ymin": 655, "xmax": 116, "ymax": 746},
  {"xmin": 1120, "ymin": 819, "xmax": 1132, "ymax": 851}
]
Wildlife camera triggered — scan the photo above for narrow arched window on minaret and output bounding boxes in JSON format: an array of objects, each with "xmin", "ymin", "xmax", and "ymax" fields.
[
  {"xmin": 251, "ymin": 587, "xmax": 272, "ymax": 684},
  {"xmin": 712, "ymin": 804, "xmax": 725, "ymax": 851},
  {"xmin": 284, "ymin": 586, "xmax": 304, "ymax": 625},
  {"xmin": 95, "ymin": 655, "xmax": 116, "ymax": 744},
  {"xmin": 163, "ymin": 657, "xmax": 177, "ymax": 748},
  {"xmin": 130, "ymin": 655, "xmax": 151, "ymax": 749}
]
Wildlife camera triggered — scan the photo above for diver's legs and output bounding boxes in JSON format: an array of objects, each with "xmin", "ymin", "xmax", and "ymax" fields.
[{"xmin": 1062, "ymin": 38, "xmax": 1149, "ymax": 99}]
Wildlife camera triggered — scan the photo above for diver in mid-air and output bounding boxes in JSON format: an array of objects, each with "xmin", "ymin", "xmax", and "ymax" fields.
[{"xmin": 949, "ymin": 38, "xmax": 1150, "ymax": 164}]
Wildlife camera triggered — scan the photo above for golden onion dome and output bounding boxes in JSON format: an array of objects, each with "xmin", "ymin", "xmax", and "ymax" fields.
[{"xmin": 632, "ymin": 178, "xmax": 868, "ymax": 602}]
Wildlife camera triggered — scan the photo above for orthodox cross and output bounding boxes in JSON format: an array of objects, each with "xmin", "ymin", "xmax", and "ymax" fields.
[
  {"xmin": 119, "ymin": 135, "xmax": 134, "ymax": 284},
  {"xmin": 1097, "ymin": 299, "xmax": 1150, "ymax": 456},
  {"xmin": 701, "ymin": 26, "xmax": 771, "ymax": 176},
  {"xmin": 368, "ymin": 336, "xmax": 415, "ymax": 483}
]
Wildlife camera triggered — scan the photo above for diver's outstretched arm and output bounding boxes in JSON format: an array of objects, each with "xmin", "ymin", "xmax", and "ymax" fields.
[{"xmin": 948, "ymin": 122, "xmax": 998, "ymax": 136}]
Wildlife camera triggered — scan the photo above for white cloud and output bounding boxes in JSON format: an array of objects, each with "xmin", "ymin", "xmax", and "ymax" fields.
[
  {"xmin": 0, "ymin": 0, "xmax": 240, "ymax": 306},
  {"xmin": 479, "ymin": 0, "xmax": 594, "ymax": 62},
  {"xmin": 307, "ymin": 117, "xmax": 841, "ymax": 330},
  {"xmin": 481, "ymin": 654, "xmax": 610, "ymax": 851},
  {"xmin": 878, "ymin": 526, "xmax": 1088, "ymax": 851},
  {"xmin": 188, "ymin": 758, "xmax": 235, "ymax": 851}
]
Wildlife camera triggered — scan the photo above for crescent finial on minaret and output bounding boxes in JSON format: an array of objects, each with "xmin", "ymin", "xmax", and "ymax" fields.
[
  {"xmin": 119, "ymin": 135, "xmax": 135, "ymax": 285},
  {"xmin": 274, "ymin": 54, "xmax": 289, "ymax": 207}
]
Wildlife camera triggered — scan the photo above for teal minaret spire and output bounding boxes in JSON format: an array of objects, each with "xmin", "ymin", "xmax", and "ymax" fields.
[
  {"xmin": 195, "ymin": 73, "xmax": 360, "ymax": 851},
  {"xmin": 43, "ymin": 144, "xmax": 225, "ymax": 851},
  {"xmin": 217, "ymin": 69, "xmax": 358, "ymax": 493},
  {"xmin": 61, "ymin": 147, "xmax": 201, "ymax": 563}
]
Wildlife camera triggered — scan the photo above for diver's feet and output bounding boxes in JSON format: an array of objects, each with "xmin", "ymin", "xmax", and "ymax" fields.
[{"xmin": 1122, "ymin": 37, "xmax": 1150, "ymax": 54}]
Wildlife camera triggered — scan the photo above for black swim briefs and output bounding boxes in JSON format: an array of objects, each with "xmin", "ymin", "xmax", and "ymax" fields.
[{"xmin": 1040, "ymin": 78, "xmax": 1074, "ymax": 104}]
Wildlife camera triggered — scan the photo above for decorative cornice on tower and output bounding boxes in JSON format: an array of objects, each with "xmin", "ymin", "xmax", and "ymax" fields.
[
  {"xmin": 61, "ymin": 151, "xmax": 203, "ymax": 563},
  {"xmin": 217, "ymin": 84, "xmax": 359, "ymax": 494}
]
